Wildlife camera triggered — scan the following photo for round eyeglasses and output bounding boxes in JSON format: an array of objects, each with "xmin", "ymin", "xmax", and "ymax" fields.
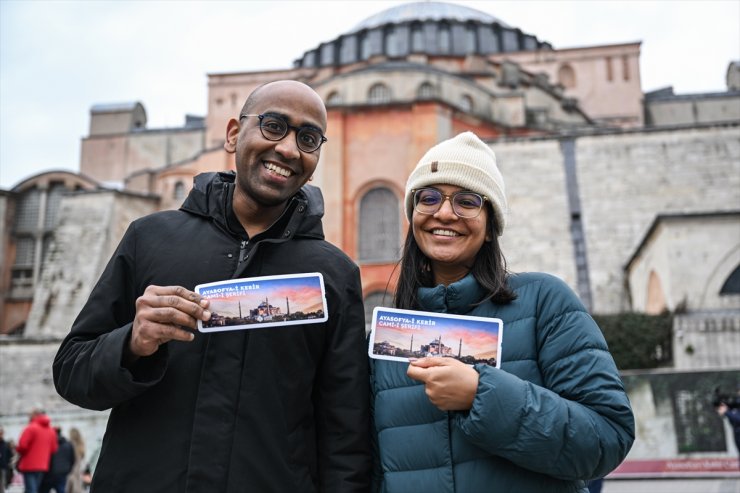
[
  {"xmin": 412, "ymin": 188, "xmax": 488, "ymax": 218},
  {"xmin": 240, "ymin": 113, "xmax": 327, "ymax": 153}
]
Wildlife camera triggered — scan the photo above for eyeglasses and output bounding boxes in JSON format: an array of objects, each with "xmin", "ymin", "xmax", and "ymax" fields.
[
  {"xmin": 239, "ymin": 113, "xmax": 327, "ymax": 153},
  {"xmin": 412, "ymin": 188, "xmax": 488, "ymax": 218}
]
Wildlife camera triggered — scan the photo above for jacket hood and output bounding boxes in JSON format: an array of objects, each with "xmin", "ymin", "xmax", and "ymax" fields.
[
  {"xmin": 33, "ymin": 414, "xmax": 51, "ymax": 427},
  {"xmin": 180, "ymin": 171, "xmax": 324, "ymax": 239}
]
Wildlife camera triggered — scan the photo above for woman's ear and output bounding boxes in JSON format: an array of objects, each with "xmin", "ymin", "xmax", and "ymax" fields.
[{"xmin": 224, "ymin": 118, "xmax": 240, "ymax": 153}]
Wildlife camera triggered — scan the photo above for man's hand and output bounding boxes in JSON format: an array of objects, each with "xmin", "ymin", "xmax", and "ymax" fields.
[
  {"xmin": 129, "ymin": 285, "xmax": 211, "ymax": 359},
  {"xmin": 406, "ymin": 357, "xmax": 479, "ymax": 411}
]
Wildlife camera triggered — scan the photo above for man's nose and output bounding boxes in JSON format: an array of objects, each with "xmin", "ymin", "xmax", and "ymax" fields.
[{"xmin": 274, "ymin": 130, "xmax": 301, "ymax": 160}]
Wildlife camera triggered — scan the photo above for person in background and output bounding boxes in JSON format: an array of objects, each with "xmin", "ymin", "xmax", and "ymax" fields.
[
  {"xmin": 716, "ymin": 387, "xmax": 740, "ymax": 469},
  {"xmin": 16, "ymin": 408, "xmax": 58, "ymax": 493},
  {"xmin": 53, "ymin": 80, "xmax": 369, "ymax": 492},
  {"xmin": 370, "ymin": 132, "xmax": 635, "ymax": 492},
  {"xmin": 0, "ymin": 426, "xmax": 14, "ymax": 493},
  {"xmin": 39, "ymin": 428, "xmax": 74, "ymax": 493},
  {"xmin": 64, "ymin": 429, "xmax": 85, "ymax": 493}
]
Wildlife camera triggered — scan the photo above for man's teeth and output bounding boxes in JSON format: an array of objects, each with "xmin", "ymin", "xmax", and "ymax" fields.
[
  {"xmin": 264, "ymin": 162, "xmax": 292, "ymax": 177},
  {"xmin": 432, "ymin": 229, "xmax": 460, "ymax": 237}
]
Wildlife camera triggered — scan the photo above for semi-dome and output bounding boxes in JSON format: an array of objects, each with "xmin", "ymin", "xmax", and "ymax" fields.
[{"xmin": 349, "ymin": 1, "xmax": 510, "ymax": 33}]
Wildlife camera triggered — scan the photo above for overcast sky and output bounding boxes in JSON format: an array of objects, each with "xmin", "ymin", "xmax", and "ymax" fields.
[{"xmin": 1, "ymin": 0, "xmax": 738, "ymax": 189}]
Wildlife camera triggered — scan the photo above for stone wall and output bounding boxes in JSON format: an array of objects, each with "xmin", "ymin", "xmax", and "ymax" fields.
[
  {"xmin": 673, "ymin": 312, "xmax": 740, "ymax": 369},
  {"xmin": 494, "ymin": 124, "xmax": 740, "ymax": 314},
  {"xmin": 25, "ymin": 191, "xmax": 159, "ymax": 338}
]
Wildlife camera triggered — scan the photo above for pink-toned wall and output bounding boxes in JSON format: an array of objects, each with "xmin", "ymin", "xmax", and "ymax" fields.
[{"xmin": 489, "ymin": 43, "xmax": 643, "ymax": 127}]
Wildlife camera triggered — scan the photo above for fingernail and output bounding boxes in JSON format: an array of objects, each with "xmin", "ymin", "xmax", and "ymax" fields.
[{"xmin": 203, "ymin": 310, "xmax": 211, "ymax": 320}]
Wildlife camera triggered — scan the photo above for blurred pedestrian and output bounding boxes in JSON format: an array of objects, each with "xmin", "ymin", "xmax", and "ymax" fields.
[
  {"xmin": 39, "ymin": 428, "xmax": 74, "ymax": 493},
  {"xmin": 0, "ymin": 425, "xmax": 14, "ymax": 493},
  {"xmin": 716, "ymin": 389, "xmax": 740, "ymax": 469},
  {"xmin": 65, "ymin": 429, "xmax": 84, "ymax": 493},
  {"xmin": 16, "ymin": 408, "xmax": 58, "ymax": 493}
]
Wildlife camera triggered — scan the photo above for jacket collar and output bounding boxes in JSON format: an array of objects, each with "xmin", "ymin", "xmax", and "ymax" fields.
[
  {"xmin": 416, "ymin": 273, "xmax": 485, "ymax": 314},
  {"xmin": 179, "ymin": 171, "xmax": 324, "ymax": 240}
]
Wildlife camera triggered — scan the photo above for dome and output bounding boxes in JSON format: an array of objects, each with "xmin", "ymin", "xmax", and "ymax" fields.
[{"xmin": 350, "ymin": 1, "xmax": 510, "ymax": 33}]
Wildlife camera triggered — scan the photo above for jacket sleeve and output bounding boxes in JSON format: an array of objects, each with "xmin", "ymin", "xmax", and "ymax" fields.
[
  {"xmin": 315, "ymin": 263, "xmax": 371, "ymax": 492},
  {"xmin": 454, "ymin": 276, "xmax": 635, "ymax": 480},
  {"xmin": 53, "ymin": 222, "xmax": 168, "ymax": 411}
]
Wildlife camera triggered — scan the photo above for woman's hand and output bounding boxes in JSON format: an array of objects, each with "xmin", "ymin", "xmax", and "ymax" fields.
[{"xmin": 407, "ymin": 357, "xmax": 479, "ymax": 411}]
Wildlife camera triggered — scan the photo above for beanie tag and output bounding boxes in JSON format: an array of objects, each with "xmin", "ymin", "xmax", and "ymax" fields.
[{"xmin": 431, "ymin": 161, "xmax": 438, "ymax": 173}]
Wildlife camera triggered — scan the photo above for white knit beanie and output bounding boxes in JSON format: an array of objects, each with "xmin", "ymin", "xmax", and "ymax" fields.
[{"xmin": 404, "ymin": 131, "xmax": 507, "ymax": 235}]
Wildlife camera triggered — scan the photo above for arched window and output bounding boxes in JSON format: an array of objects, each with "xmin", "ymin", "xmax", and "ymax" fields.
[
  {"xmin": 15, "ymin": 188, "xmax": 41, "ymax": 233},
  {"xmin": 558, "ymin": 64, "xmax": 576, "ymax": 89},
  {"xmin": 465, "ymin": 25, "xmax": 477, "ymax": 52},
  {"xmin": 459, "ymin": 94, "xmax": 474, "ymax": 112},
  {"xmin": 417, "ymin": 82, "xmax": 436, "ymax": 99},
  {"xmin": 358, "ymin": 187, "xmax": 400, "ymax": 262},
  {"xmin": 368, "ymin": 83, "xmax": 391, "ymax": 104},
  {"xmin": 44, "ymin": 182, "xmax": 65, "ymax": 230},
  {"xmin": 384, "ymin": 27, "xmax": 397, "ymax": 57},
  {"xmin": 438, "ymin": 25, "xmax": 451, "ymax": 53},
  {"xmin": 364, "ymin": 290, "xmax": 391, "ymax": 332},
  {"xmin": 411, "ymin": 24, "xmax": 424, "ymax": 52},
  {"xmin": 720, "ymin": 264, "xmax": 740, "ymax": 295},
  {"xmin": 326, "ymin": 91, "xmax": 342, "ymax": 105},
  {"xmin": 173, "ymin": 181, "xmax": 185, "ymax": 201}
]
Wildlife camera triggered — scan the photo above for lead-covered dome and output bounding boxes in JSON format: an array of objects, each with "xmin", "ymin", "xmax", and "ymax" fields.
[
  {"xmin": 349, "ymin": 1, "xmax": 509, "ymax": 33},
  {"xmin": 294, "ymin": 1, "xmax": 550, "ymax": 69}
]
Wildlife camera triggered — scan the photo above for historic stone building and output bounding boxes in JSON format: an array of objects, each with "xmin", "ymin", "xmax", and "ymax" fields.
[{"xmin": 1, "ymin": 0, "xmax": 739, "ymax": 473}]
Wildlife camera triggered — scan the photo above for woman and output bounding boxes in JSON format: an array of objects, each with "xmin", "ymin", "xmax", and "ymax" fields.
[
  {"xmin": 65, "ymin": 428, "xmax": 85, "ymax": 493},
  {"xmin": 370, "ymin": 132, "xmax": 634, "ymax": 492}
]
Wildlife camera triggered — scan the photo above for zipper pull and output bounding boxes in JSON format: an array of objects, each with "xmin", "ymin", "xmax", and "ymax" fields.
[{"xmin": 238, "ymin": 240, "xmax": 249, "ymax": 263}]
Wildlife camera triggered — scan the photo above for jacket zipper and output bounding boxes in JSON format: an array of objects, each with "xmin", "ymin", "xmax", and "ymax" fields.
[{"xmin": 238, "ymin": 240, "xmax": 249, "ymax": 263}]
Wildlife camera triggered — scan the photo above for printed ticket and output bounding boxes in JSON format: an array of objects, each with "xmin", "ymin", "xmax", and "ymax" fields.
[
  {"xmin": 195, "ymin": 273, "xmax": 328, "ymax": 332},
  {"xmin": 368, "ymin": 307, "xmax": 503, "ymax": 367}
]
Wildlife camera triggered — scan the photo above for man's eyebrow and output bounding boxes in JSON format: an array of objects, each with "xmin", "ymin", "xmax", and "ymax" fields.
[{"xmin": 262, "ymin": 111, "xmax": 324, "ymax": 132}]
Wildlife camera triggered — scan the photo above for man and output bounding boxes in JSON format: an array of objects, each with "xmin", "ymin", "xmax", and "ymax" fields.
[
  {"xmin": 16, "ymin": 409, "xmax": 58, "ymax": 493},
  {"xmin": 39, "ymin": 428, "xmax": 75, "ymax": 493},
  {"xmin": 0, "ymin": 426, "xmax": 14, "ymax": 493},
  {"xmin": 53, "ymin": 80, "xmax": 370, "ymax": 492}
]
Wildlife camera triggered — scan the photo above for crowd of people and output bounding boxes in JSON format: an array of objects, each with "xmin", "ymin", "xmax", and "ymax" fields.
[{"xmin": 0, "ymin": 409, "xmax": 86, "ymax": 493}]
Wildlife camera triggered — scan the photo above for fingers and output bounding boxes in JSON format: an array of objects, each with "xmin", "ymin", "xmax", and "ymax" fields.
[
  {"xmin": 130, "ymin": 285, "xmax": 210, "ymax": 358},
  {"xmin": 407, "ymin": 357, "xmax": 479, "ymax": 411},
  {"xmin": 409, "ymin": 357, "xmax": 450, "ymax": 368}
]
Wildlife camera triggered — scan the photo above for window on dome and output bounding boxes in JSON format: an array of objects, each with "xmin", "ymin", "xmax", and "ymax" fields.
[
  {"xmin": 438, "ymin": 25, "xmax": 451, "ymax": 53},
  {"xmin": 411, "ymin": 24, "xmax": 424, "ymax": 53},
  {"xmin": 465, "ymin": 25, "xmax": 476, "ymax": 52},
  {"xmin": 368, "ymin": 83, "xmax": 391, "ymax": 104}
]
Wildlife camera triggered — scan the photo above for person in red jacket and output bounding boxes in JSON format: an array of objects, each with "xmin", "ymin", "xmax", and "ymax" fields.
[{"xmin": 16, "ymin": 408, "xmax": 58, "ymax": 493}]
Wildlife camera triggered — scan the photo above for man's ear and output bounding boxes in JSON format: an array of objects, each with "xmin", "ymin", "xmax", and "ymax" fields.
[{"xmin": 224, "ymin": 118, "xmax": 240, "ymax": 154}]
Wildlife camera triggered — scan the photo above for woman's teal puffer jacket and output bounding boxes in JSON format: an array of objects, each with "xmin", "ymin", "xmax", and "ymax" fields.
[{"xmin": 370, "ymin": 272, "xmax": 635, "ymax": 493}]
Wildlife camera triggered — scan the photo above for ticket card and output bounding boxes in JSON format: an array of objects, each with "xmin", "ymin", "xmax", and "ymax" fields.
[
  {"xmin": 195, "ymin": 273, "xmax": 328, "ymax": 333},
  {"xmin": 368, "ymin": 307, "xmax": 503, "ymax": 367}
]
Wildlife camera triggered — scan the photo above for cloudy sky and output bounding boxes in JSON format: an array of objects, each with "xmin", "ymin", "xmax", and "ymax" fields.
[{"xmin": 1, "ymin": 0, "xmax": 738, "ymax": 189}]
